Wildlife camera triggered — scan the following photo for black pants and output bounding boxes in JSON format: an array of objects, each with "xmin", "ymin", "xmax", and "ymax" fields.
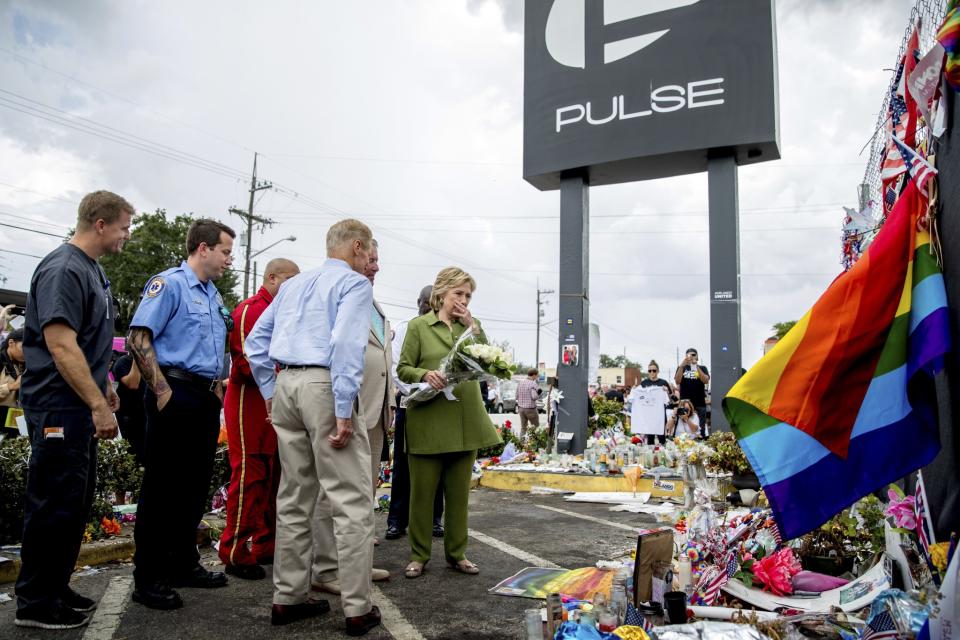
[
  {"xmin": 646, "ymin": 434, "xmax": 666, "ymax": 445},
  {"xmin": 133, "ymin": 379, "xmax": 221, "ymax": 586},
  {"xmin": 16, "ymin": 409, "xmax": 97, "ymax": 611},
  {"xmin": 387, "ymin": 400, "xmax": 443, "ymax": 530}
]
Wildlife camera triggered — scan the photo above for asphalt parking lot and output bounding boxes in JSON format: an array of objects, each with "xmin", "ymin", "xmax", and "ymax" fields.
[{"xmin": 0, "ymin": 488, "xmax": 661, "ymax": 640}]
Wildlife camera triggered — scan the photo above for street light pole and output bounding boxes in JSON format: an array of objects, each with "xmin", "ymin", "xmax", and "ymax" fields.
[{"xmin": 250, "ymin": 235, "xmax": 297, "ymax": 261}]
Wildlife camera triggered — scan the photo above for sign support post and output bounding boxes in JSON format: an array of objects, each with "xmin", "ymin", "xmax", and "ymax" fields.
[
  {"xmin": 557, "ymin": 169, "xmax": 590, "ymax": 453},
  {"xmin": 708, "ymin": 151, "xmax": 743, "ymax": 431}
]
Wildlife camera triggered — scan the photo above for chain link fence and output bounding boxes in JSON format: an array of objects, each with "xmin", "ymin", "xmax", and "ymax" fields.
[{"xmin": 861, "ymin": 0, "xmax": 947, "ymax": 206}]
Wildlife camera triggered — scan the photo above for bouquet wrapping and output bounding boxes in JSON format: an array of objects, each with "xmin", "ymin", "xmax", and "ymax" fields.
[{"xmin": 406, "ymin": 328, "xmax": 516, "ymax": 406}]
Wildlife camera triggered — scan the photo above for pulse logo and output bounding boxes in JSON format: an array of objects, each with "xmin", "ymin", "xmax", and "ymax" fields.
[
  {"xmin": 545, "ymin": 0, "xmax": 702, "ymax": 69},
  {"xmin": 544, "ymin": 0, "xmax": 725, "ymax": 133}
]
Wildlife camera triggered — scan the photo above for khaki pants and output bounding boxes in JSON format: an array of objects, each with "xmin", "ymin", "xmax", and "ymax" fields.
[
  {"xmin": 271, "ymin": 368, "xmax": 374, "ymax": 617},
  {"xmin": 311, "ymin": 418, "xmax": 384, "ymax": 590},
  {"xmin": 519, "ymin": 408, "xmax": 539, "ymax": 440}
]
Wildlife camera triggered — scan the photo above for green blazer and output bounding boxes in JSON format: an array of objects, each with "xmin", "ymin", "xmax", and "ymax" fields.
[{"xmin": 397, "ymin": 312, "xmax": 502, "ymax": 455}]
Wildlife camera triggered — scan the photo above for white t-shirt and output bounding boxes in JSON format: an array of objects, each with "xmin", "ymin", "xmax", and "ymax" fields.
[{"xmin": 630, "ymin": 386, "xmax": 669, "ymax": 435}]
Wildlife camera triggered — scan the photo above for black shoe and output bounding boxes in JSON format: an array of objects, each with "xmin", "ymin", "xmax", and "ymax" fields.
[
  {"xmin": 345, "ymin": 605, "xmax": 382, "ymax": 637},
  {"xmin": 61, "ymin": 586, "xmax": 97, "ymax": 612},
  {"xmin": 271, "ymin": 600, "xmax": 331, "ymax": 626},
  {"xmin": 225, "ymin": 563, "xmax": 266, "ymax": 580},
  {"xmin": 256, "ymin": 554, "xmax": 274, "ymax": 565},
  {"xmin": 169, "ymin": 566, "xmax": 228, "ymax": 589},
  {"xmin": 132, "ymin": 582, "xmax": 184, "ymax": 610},
  {"xmin": 432, "ymin": 523, "xmax": 445, "ymax": 538},
  {"xmin": 384, "ymin": 524, "xmax": 405, "ymax": 540},
  {"xmin": 15, "ymin": 604, "xmax": 89, "ymax": 630}
]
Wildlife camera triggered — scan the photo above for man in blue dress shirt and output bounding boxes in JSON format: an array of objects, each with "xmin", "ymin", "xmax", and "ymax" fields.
[
  {"xmin": 126, "ymin": 219, "xmax": 235, "ymax": 611},
  {"xmin": 246, "ymin": 218, "xmax": 381, "ymax": 635}
]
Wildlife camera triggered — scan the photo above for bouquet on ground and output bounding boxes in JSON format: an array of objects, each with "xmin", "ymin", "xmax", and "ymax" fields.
[{"xmin": 406, "ymin": 329, "xmax": 516, "ymax": 405}]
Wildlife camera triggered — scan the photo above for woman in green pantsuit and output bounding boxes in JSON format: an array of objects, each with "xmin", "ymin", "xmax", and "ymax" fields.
[{"xmin": 396, "ymin": 267, "xmax": 501, "ymax": 578}]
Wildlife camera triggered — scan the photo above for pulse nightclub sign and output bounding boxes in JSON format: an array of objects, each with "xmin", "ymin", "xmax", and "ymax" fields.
[{"xmin": 523, "ymin": 0, "xmax": 780, "ymax": 189}]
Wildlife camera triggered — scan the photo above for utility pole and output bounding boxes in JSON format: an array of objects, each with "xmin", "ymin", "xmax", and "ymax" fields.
[
  {"xmin": 535, "ymin": 281, "xmax": 554, "ymax": 369},
  {"xmin": 229, "ymin": 152, "xmax": 274, "ymax": 299}
]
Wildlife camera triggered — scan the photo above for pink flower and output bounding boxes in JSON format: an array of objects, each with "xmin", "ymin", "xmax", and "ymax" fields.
[
  {"xmin": 884, "ymin": 489, "xmax": 917, "ymax": 530},
  {"xmin": 750, "ymin": 549, "xmax": 802, "ymax": 596}
]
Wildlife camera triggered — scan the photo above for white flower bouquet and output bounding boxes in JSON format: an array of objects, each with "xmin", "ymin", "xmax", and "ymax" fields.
[{"xmin": 406, "ymin": 329, "xmax": 516, "ymax": 406}]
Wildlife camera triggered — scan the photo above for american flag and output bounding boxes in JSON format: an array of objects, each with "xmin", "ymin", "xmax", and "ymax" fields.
[
  {"xmin": 891, "ymin": 137, "xmax": 938, "ymax": 197},
  {"xmin": 726, "ymin": 553, "xmax": 739, "ymax": 579},
  {"xmin": 769, "ymin": 521, "xmax": 783, "ymax": 547},
  {"xmin": 861, "ymin": 610, "xmax": 899, "ymax": 640},
  {"xmin": 623, "ymin": 603, "xmax": 652, "ymax": 631},
  {"xmin": 695, "ymin": 565, "xmax": 729, "ymax": 606},
  {"xmin": 914, "ymin": 475, "xmax": 935, "ymax": 556}
]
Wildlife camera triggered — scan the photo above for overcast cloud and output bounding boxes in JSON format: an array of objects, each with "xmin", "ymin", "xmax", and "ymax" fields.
[{"xmin": 0, "ymin": 0, "xmax": 914, "ymax": 372}]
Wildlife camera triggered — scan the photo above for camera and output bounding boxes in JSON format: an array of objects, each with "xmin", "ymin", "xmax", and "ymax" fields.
[{"xmin": 677, "ymin": 407, "xmax": 689, "ymax": 417}]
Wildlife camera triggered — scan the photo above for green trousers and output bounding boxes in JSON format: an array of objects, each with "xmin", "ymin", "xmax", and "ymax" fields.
[{"xmin": 408, "ymin": 450, "xmax": 477, "ymax": 564}]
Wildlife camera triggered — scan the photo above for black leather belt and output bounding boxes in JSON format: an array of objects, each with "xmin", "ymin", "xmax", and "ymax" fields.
[
  {"xmin": 277, "ymin": 363, "xmax": 329, "ymax": 371},
  {"xmin": 163, "ymin": 367, "xmax": 219, "ymax": 392}
]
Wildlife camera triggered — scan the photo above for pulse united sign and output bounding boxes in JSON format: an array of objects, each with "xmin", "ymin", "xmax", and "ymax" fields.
[{"xmin": 523, "ymin": 0, "xmax": 780, "ymax": 190}]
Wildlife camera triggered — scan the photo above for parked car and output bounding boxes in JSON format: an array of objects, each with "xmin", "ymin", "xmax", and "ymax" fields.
[{"xmin": 495, "ymin": 380, "xmax": 518, "ymax": 414}]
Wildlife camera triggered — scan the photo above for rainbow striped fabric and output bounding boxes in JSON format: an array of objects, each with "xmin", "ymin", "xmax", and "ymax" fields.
[
  {"xmin": 724, "ymin": 180, "xmax": 950, "ymax": 540},
  {"xmin": 939, "ymin": 5, "xmax": 960, "ymax": 90}
]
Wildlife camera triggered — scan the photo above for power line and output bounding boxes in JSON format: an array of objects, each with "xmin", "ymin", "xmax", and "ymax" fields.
[
  {"xmin": 0, "ymin": 221, "xmax": 66, "ymax": 238},
  {"xmin": 0, "ymin": 46, "xmax": 253, "ymax": 155},
  {"xmin": 0, "ymin": 248, "xmax": 45, "ymax": 259}
]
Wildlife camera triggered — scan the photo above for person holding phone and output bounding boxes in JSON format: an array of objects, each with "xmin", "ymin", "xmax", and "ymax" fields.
[{"xmin": 674, "ymin": 348, "xmax": 710, "ymax": 438}]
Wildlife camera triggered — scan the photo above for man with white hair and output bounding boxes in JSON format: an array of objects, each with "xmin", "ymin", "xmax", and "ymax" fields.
[{"xmin": 246, "ymin": 219, "xmax": 380, "ymax": 635}]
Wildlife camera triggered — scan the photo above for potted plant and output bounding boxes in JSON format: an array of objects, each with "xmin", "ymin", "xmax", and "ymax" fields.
[
  {"xmin": 796, "ymin": 495, "xmax": 885, "ymax": 576},
  {"xmin": 706, "ymin": 432, "xmax": 759, "ymax": 489}
]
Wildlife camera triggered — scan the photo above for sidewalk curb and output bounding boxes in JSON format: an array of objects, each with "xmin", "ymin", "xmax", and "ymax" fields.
[{"xmin": 0, "ymin": 538, "xmax": 135, "ymax": 585}]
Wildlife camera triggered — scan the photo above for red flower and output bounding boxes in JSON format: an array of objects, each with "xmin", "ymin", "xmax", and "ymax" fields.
[
  {"xmin": 505, "ymin": 420, "xmax": 512, "ymax": 429},
  {"xmin": 750, "ymin": 548, "xmax": 801, "ymax": 596},
  {"xmin": 631, "ymin": 436, "xmax": 642, "ymax": 444},
  {"xmin": 101, "ymin": 517, "xmax": 122, "ymax": 537}
]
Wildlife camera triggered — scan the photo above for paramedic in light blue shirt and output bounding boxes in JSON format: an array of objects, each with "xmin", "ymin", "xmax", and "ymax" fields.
[{"xmin": 244, "ymin": 219, "xmax": 381, "ymax": 633}]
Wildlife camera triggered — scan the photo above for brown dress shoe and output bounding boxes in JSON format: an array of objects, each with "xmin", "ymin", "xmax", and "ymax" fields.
[
  {"xmin": 345, "ymin": 605, "xmax": 381, "ymax": 637},
  {"xmin": 271, "ymin": 600, "xmax": 331, "ymax": 626}
]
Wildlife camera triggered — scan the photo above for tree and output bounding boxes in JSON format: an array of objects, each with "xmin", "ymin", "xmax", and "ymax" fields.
[
  {"xmin": 772, "ymin": 320, "xmax": 798, "ymax": 340},
  {"xmin": 599, "ymin": 353, "xmax": 642, "ymax": 369},
  {"xmin": 101, "ymin": 209, "xmax": 240, "ymax": 333}
]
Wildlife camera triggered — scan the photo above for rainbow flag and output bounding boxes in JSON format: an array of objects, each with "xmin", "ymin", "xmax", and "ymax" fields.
[
  {"xmin": 939, "ymin": 5, "xmax": 960, "ymax": 90},
  {"xmin": 724, "ymin": 180, "xmax": 950, "ymax": 540}
]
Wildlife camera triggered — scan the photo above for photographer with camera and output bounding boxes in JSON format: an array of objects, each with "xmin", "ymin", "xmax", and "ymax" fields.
[
  {"xmin": 674, "ymin": 348, "xmax": 709, "ymax": 438},
  {"xmin": 666, "ymin": 399, "xmax": 700, "ymax": 438}
]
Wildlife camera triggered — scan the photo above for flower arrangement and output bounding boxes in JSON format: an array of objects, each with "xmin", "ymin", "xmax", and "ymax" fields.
[
  {"xmin": 705, "ymin": 431, "xmax": 752, "ymax": 475},
  {"xmin": 407, "ymin": 330, "xmax": 516, "ymax": 406},
  {"xmin": 742, "ymin": 548, "xmax": 803, "ymax": 596}
]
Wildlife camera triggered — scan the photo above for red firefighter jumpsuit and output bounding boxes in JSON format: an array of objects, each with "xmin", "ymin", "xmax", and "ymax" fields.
[{"xmin": 218, "ymin": 286, "xmax": 279, "ymax": 568}]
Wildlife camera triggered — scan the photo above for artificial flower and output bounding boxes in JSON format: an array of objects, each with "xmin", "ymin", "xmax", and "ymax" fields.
[
  {"xmin": 750, "ymin": 548, "xmax": 801, "ymax": 596},
  {"xmin": 930, "ymin": 542, "xmax": 949, "ymax": 572},
  {"xmin": 884, "ymin": 489, "xmax": 918, "ymax": 530}
]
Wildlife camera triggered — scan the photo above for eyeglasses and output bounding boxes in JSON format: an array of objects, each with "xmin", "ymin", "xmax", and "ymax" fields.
[
  {"xmin": 219, "ymin": 305, "xmax": 235, "ymax": 332},
  {"xmin": 648, "ymin": 369, "xmax": 658, "ymax": 373}
]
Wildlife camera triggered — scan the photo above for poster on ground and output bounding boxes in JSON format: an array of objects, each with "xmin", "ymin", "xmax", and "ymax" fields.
[{"xmin": 488, "ymin": 567, "xmax": 613, "ymax": 601}]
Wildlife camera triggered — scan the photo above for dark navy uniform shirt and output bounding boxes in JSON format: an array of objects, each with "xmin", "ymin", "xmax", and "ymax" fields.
[{"xmin": 21, "ymin": 243, "xmax": 114, "ymax": 411}]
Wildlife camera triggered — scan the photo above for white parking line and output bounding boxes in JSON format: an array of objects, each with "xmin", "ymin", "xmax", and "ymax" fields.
[
  {"xmin": 533, "ymin": 504, "xmax": 642, "ymax": 533},
  {"xmin": 82, "ymin": 575, "xmax": 133, "ymax": 640},
  {"xmin": 467, "ymin": 528, "xmax": 563, "ymax": 569},
  {"xmin": 372, "ymin": 584, "xmax": 426, "ymax": 640}
]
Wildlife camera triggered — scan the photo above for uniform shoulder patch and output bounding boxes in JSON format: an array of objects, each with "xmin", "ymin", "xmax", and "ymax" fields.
[{"xmin": 146, "ymin": 277, "xmax": 165, "ymax": 298}]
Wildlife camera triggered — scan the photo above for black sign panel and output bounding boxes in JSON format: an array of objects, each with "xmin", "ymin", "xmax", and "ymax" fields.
[{"xmin": 523, "ymin": 0, "xmax": 780, "ymax": 190}]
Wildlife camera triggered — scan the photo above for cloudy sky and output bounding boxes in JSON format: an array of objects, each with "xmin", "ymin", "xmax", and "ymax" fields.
[{"xmin": 0, "ymin": 0, "xmax": 915, "ymax": 372}]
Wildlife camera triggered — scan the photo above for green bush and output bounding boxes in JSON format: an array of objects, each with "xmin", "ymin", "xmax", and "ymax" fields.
[
  {"xmin": 0, "ymin": 437, "xmax": 30, "ymax": 544},
  {"xmin": 478, "ymin": 426, "xmax": 522, "ymax": 458},
  {"xmin": 591, "ymin": 396, "xmax": 623, "ymax": 431},
  {"xmin": 96, "ymin": 439, "xmax": 143, "ymax": 503}
]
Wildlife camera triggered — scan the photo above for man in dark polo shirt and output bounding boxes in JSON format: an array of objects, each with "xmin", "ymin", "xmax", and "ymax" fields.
[
  {"xmin": 15, "ymin": 191, "xmax": 133, "ymax": 630},
  {"xmin": 674, "ymin": 348, "xmax": 710, "ymax": 438}
]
